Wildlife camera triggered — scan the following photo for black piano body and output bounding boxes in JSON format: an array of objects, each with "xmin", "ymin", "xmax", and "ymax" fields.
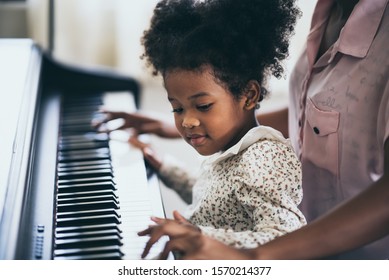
[{"xmin": 0, "ymin": 39, "xmax": 168, "ymax": 260}]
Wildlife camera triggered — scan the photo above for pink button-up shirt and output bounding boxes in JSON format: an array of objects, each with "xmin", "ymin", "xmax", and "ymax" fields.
[{"xmin": 289, "ymin": 0, "xmax": 389, "ymax": 259}]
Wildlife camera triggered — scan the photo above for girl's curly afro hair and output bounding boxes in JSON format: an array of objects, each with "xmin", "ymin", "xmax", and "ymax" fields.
[{"xmin": 141, "ymin": 0, "xmax": 301, "ymax": 100}]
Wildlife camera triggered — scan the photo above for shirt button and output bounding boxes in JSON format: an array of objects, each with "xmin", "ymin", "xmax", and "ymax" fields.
[{"xmin": 313, "ymin": 127, "xmax": 320, "ymax": 135}]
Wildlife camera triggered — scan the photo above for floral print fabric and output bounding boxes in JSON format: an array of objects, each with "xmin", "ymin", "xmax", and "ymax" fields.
[{"xmin": 159, "ymin": 126, "xmax": 306, "ymax": 248}]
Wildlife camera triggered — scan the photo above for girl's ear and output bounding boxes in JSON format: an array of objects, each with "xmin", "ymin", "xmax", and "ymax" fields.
[{"xmin": 243, "ymin": 80, "xmax": 261, "ymax": 110}]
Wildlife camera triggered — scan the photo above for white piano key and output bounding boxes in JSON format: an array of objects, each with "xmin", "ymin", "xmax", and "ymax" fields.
[{"xmin": 104, "ymin": 92, "xmax": 172, "ymax": 260}]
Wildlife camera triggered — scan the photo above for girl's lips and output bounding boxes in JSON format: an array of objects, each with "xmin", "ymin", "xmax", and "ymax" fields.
[{"xmin": 187, "ymin": 134, "xmax": 207, "ymax": 146}]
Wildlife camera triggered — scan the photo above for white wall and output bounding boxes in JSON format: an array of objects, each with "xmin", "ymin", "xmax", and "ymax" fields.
[
  {"xmin": 0, "ymin": 2, "xmax": 28, "ymax": 37},
  {"xmin": 24, "ymin": 0, "xmax": 315, "ymax": 85}
]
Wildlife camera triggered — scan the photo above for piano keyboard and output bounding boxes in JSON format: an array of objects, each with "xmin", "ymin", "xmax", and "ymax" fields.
[{"xmin": 53, "ymin": 92, "xmax": 169, "ymax": 260}]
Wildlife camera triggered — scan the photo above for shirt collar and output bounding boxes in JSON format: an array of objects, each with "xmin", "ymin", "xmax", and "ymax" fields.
[
  {"xmin": 338, "ymin": 0, "xmax": 388, "ymax": 57},
  {"xmin": 202, "ymin": 126, "xmax": 289, "ymax": 167},
  {"xmin": 307, "ymin": 0, "xmax": 388, "ymax": 67}
]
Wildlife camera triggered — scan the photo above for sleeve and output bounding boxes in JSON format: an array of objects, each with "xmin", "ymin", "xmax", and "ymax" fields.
[
  {"xmin": 199, "ymin": 141, "xmax": 306, "ymax": 248},
  {"xmin": 158, "ymin": 154, "xmax": 197, "ymax": 204}
]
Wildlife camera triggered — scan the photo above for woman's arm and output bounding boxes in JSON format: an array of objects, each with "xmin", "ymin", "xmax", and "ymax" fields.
[
  {"xmin": 136, "ymin": 141, "xmax": 389, "ymax": 259},
  {"xmin": 256, "ymin": 107, "xmax": 289, "ymax": 138},
  {"xmin": 142, "ymin": 173, "xmax": 389, "ymax": 259},
  {"xmin": 197, "ymin": 140, "xmax": 389, "ymax": 259},
  {"xmin": 252, "ymin": 141, "xmax": 389, "ymax": 259},
  {"xmin": 94, "ymin": 108, "xmax": 289, "ymax": 139}
]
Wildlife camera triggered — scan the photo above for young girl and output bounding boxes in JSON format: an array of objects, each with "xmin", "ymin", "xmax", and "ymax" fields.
[{"xmin": 101, "ymin": 0, "xmax": 306, "ymax": 258}]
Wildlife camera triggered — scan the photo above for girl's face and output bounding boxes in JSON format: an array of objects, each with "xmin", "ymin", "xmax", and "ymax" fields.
[{"xmin": 164, "ymin": 68, "xmax": 258, "ymax": 156}]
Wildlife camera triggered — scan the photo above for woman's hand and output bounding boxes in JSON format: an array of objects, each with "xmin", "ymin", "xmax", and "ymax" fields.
[{"xmin": 92, "ymin": 109, "xmax": 180, "ymax": 138}]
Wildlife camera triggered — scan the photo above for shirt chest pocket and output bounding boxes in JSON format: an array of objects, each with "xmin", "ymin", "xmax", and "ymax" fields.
[{"xmin": 302, "ymin": 98, "xmax": 340, "ymax": 175}]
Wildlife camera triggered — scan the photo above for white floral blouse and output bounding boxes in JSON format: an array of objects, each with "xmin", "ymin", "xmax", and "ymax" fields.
[{"xmin": 158, "ymin": 126, "xmax": 306, "ymax": 248}]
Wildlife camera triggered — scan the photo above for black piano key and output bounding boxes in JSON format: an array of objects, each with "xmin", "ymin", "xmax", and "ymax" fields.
[
  {"xmin": 61, "ymin": 116, "xmax": 100, "ymax": 125},
  {"xmin": 61, "ymin": 106, "xmax": 101, "ymax": 116},
  {"xmin": 56, "ymin": 229, "xmax": 122, "ymax": 240},
  {"xmin": 60, "ymin": 147, "xmax": 110, "ymax": 154},
  {"xmin": 57, "ymin": 163, "xmax": 112, "ymax": 173},
  {"xmin": 62, "ymin": 114, "xmax": 97, "ymax": 120},
  {"xmin": 58, "ymin": 176, "xmax": 115, "ymax": 186},
  {"xmin": 57, "ymin": 181, "xmax": 116, "ymax": 193},
  {"xmin": 59, "ymin": 141, "xmax": 109, "ymax": 152},
  {"xmin": 58, "ymin": 168, "xmax": 113, "ymax": 180},
  {"xmin": 60, "ymin": 132, "xmax": 109, "ymax": 143},
  {"xmin": 62, "ymin": 109, "xmax": 101, "ymax": 117},
  {"xmin": 63, "ymin": 97, "xmax": 102, "ymax": 104},
  {"xmin": 54, "ymin": 251, "xmax": 123, "ymax": 260},
  {"xmin": 57, "ymin": 200, "xmax": 120, "ymax": 212},
  {"xmin": 62, "ymin": 105, "xmax": 102, "ymax": 114},
  {"xmin": 61, "ymin": 122, "xmax": 95, "ymax": 129},
  {"xmin": 54, "ymin": 245, "xmax": 123, "ymax": 258},
  {"xmin": 57, "ymin": 209, "xmax": 120, "ymax": 219},
  {"xmin": 58, "ymin": 194, "xmax": 119, "ymax": 204},
  {"xmin": 60, "ymin": 134, "xmax": 108, "ymax": 142},
  {"xmin": 59, "ymin": 152, "xmax": 111, "ymax": 161},
  {"xmin": 56, "ymin": 223, "xmax": 122, "ymax": 234},
  {"xmin": 58, "ymin": 159, "xmax": 111, "ymax": 168},
  {"xmin": 63, "ymin": 95, "xmax": 102, "ymax": 103},
  {"xmin": 54, "ymin": 235, "xmax": 122, "ymax": 250},
  {"xmin": 58, "ymin": 153, "xmax": 110, "ymax": 163},
  {"xmin": 61, "ymin": 128, "xmax": 96, "ymax": 135},
  {"xmin": 57, "ymin": 190, "xmax": 118, "ymax": 200},
  {"xmin": 56, "ymin": 214, "xmax": 121, "ymax": 227}
]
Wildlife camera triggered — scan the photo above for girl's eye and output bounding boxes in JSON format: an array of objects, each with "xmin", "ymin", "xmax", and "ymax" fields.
[
  {"xmin": 197, "ymin": 103, "xmax": 213, "ymax": 111},
  {"xmin": 172, "ymin": 107, "xmax": 183, "ymax": 114}
]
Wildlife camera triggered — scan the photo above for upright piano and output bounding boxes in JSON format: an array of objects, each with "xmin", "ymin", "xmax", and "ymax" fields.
[{"xmin": 0, "ymin": 39, "xmax": 169, "ymax": 260}]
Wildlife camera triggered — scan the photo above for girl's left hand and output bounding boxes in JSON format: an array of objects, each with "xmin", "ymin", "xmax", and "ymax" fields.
[
  {"xmin": 137, "ymin": 211, "xmax": 201, "ymax": 259},
  {"xmin": 128, "ymin": 136, "xmax": 163, "ymax": 171}
]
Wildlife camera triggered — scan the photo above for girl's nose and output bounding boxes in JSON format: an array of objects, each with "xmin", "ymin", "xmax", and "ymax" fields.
[{"xmin": 182, "ymin": 116, "xmax": 200, "ymax": 128}]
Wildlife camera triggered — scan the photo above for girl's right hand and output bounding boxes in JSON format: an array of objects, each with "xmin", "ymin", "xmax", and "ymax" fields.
[{"xmin": 137, "ymin": 210, "xmax": 253, "ymax": 260}]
